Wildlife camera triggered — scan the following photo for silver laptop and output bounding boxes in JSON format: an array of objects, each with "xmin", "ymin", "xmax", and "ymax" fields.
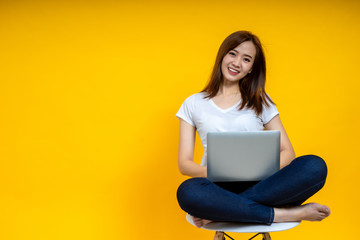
[{"xmin": 207, "ymin": 131, "xmax": 280, "ymax": 182}]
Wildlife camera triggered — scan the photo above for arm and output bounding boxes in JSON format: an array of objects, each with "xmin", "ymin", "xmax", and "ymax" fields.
[
  {"xmin": 264, "ymin": 115, "xmax": 296, "ymax": 168},
  {"xmin": 178, "ymin": 119, "xmax": 207, "ymax": 177}
]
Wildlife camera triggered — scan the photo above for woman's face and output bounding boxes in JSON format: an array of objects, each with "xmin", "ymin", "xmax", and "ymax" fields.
[{"xmin": 221, "ymin": 41, "xmax": 256, "ymax": 83}]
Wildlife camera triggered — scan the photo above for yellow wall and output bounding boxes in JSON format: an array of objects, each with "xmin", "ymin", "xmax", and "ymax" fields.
[{"xmin": 0, "ymin": 0, "xmax": 359, "ymax": 239}]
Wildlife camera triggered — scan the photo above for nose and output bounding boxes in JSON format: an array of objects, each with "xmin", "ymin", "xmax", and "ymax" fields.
[{"xmin": 232, "ymin": 57, "xmax": 241, "ymax": 68}]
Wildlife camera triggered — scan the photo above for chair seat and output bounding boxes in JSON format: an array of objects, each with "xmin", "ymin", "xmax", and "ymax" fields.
[{"xmin": 186, "ymin": 214, "xmax": 300, "ymax": 233}]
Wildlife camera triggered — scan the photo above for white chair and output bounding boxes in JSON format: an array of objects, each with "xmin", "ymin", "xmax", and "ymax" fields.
[{"xmin": 186, "ymin": 214, "xmax": 300, "ymax": 240}]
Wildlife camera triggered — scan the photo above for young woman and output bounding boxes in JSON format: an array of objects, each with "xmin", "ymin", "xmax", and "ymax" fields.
[{"xmin": 176, "ymin": 31, "xmax": 330, "ymax": 228}]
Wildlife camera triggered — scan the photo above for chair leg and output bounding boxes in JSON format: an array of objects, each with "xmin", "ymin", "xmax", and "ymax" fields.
[
  {"xmin": 213, "ymin": 231, "xmax": 271, "ymax": 240},
  {"xmin": 213, "ymin": 231, "xmax": 225, "ymax": 240},
  {"xmin": 261, "ymin": 232, "xmax": 271, "ymax": 240}
]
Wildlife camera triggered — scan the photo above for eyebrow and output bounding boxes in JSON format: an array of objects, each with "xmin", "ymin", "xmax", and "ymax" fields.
[{"xmin": 232, "ymin": 49, "xmax": 253, "ymax": 59}]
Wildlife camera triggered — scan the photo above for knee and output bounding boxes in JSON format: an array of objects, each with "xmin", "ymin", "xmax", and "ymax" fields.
[
  {"xmin": 176, "ymin": 178, "xmax": 209, "ymax": 210},
  {"xmin": 296, "ymin": 155, "xmax": 328, "ymax": 180}
]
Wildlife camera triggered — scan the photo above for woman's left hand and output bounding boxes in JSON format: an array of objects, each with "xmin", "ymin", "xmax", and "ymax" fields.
[{"xmin": 264, "ymin": 115, "xmax": 296, "ymax": 168}]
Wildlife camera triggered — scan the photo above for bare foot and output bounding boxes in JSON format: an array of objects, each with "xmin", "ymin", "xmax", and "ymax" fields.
[
  {"xmin": 192, "ymin": 216, "xmax": 213, "ymax": 228},
  {"xmin": 274, "ymin": 203, "xmax": 331, "ymax": 222}
]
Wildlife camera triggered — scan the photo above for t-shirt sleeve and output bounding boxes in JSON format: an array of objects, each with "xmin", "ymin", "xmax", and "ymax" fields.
[
  {"xmin": 176, "ymin": 95, "xmax": 195, "ymax": 127},
  {"xmin": 261, "ymin": 97, "xmax": 279, "ymax": 125}
]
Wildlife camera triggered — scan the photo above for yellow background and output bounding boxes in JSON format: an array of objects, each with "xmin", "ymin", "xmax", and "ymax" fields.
[{"xmin": 0, "ymin": 0, "xmax": 359, "ymax": 239}]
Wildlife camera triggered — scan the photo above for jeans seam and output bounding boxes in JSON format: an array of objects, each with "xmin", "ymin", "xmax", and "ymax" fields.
[{"xmin": 269, "ymin": 207, "xmax": 274, "ymax": 224}]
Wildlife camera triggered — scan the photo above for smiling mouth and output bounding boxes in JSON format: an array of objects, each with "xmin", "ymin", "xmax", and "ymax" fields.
[{"xmin": 228, "ymin": 67, "xmax": 240, "ymax": 74}]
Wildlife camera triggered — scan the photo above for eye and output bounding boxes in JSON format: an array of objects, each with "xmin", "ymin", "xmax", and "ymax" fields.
[
  {"xmin": 228, "ymin": 51, "xmax": 236, "ymax": 56},
  {"xmin": 244, "ymin": 58, "xmax": 251, "ymax": 62}
]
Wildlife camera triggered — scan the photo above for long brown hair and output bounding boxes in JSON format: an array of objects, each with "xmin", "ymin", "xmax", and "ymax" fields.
[{"xmin": 202, "ymin": 31, "xmax": 274, "ymax": 115}]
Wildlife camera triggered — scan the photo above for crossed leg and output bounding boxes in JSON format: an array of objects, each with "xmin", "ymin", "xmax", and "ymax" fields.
[{"xmin": 178, "ymin": 155, "xmax": 331, "ymax": 228}]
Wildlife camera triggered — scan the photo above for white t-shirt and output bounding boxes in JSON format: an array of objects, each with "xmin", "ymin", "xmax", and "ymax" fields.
[{"xmin": 176, "ymin": 92, "xmax": 279, "ymax": 166}]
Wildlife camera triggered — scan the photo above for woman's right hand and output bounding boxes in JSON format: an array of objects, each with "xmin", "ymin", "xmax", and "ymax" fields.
[{"xmin": 178, "ymin": 119, "xmax": 207, "ymax": 178}]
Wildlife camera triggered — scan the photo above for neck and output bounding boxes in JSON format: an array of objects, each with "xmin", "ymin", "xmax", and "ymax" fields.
[{"xmin": 218, "ymin": 80, "xmax": 240, "ymax": 96}]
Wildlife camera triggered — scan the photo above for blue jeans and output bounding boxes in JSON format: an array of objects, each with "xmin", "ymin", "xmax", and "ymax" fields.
[{"xmin": 177, "ymin": 155, "xmax": 327, "ymax": 224}]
